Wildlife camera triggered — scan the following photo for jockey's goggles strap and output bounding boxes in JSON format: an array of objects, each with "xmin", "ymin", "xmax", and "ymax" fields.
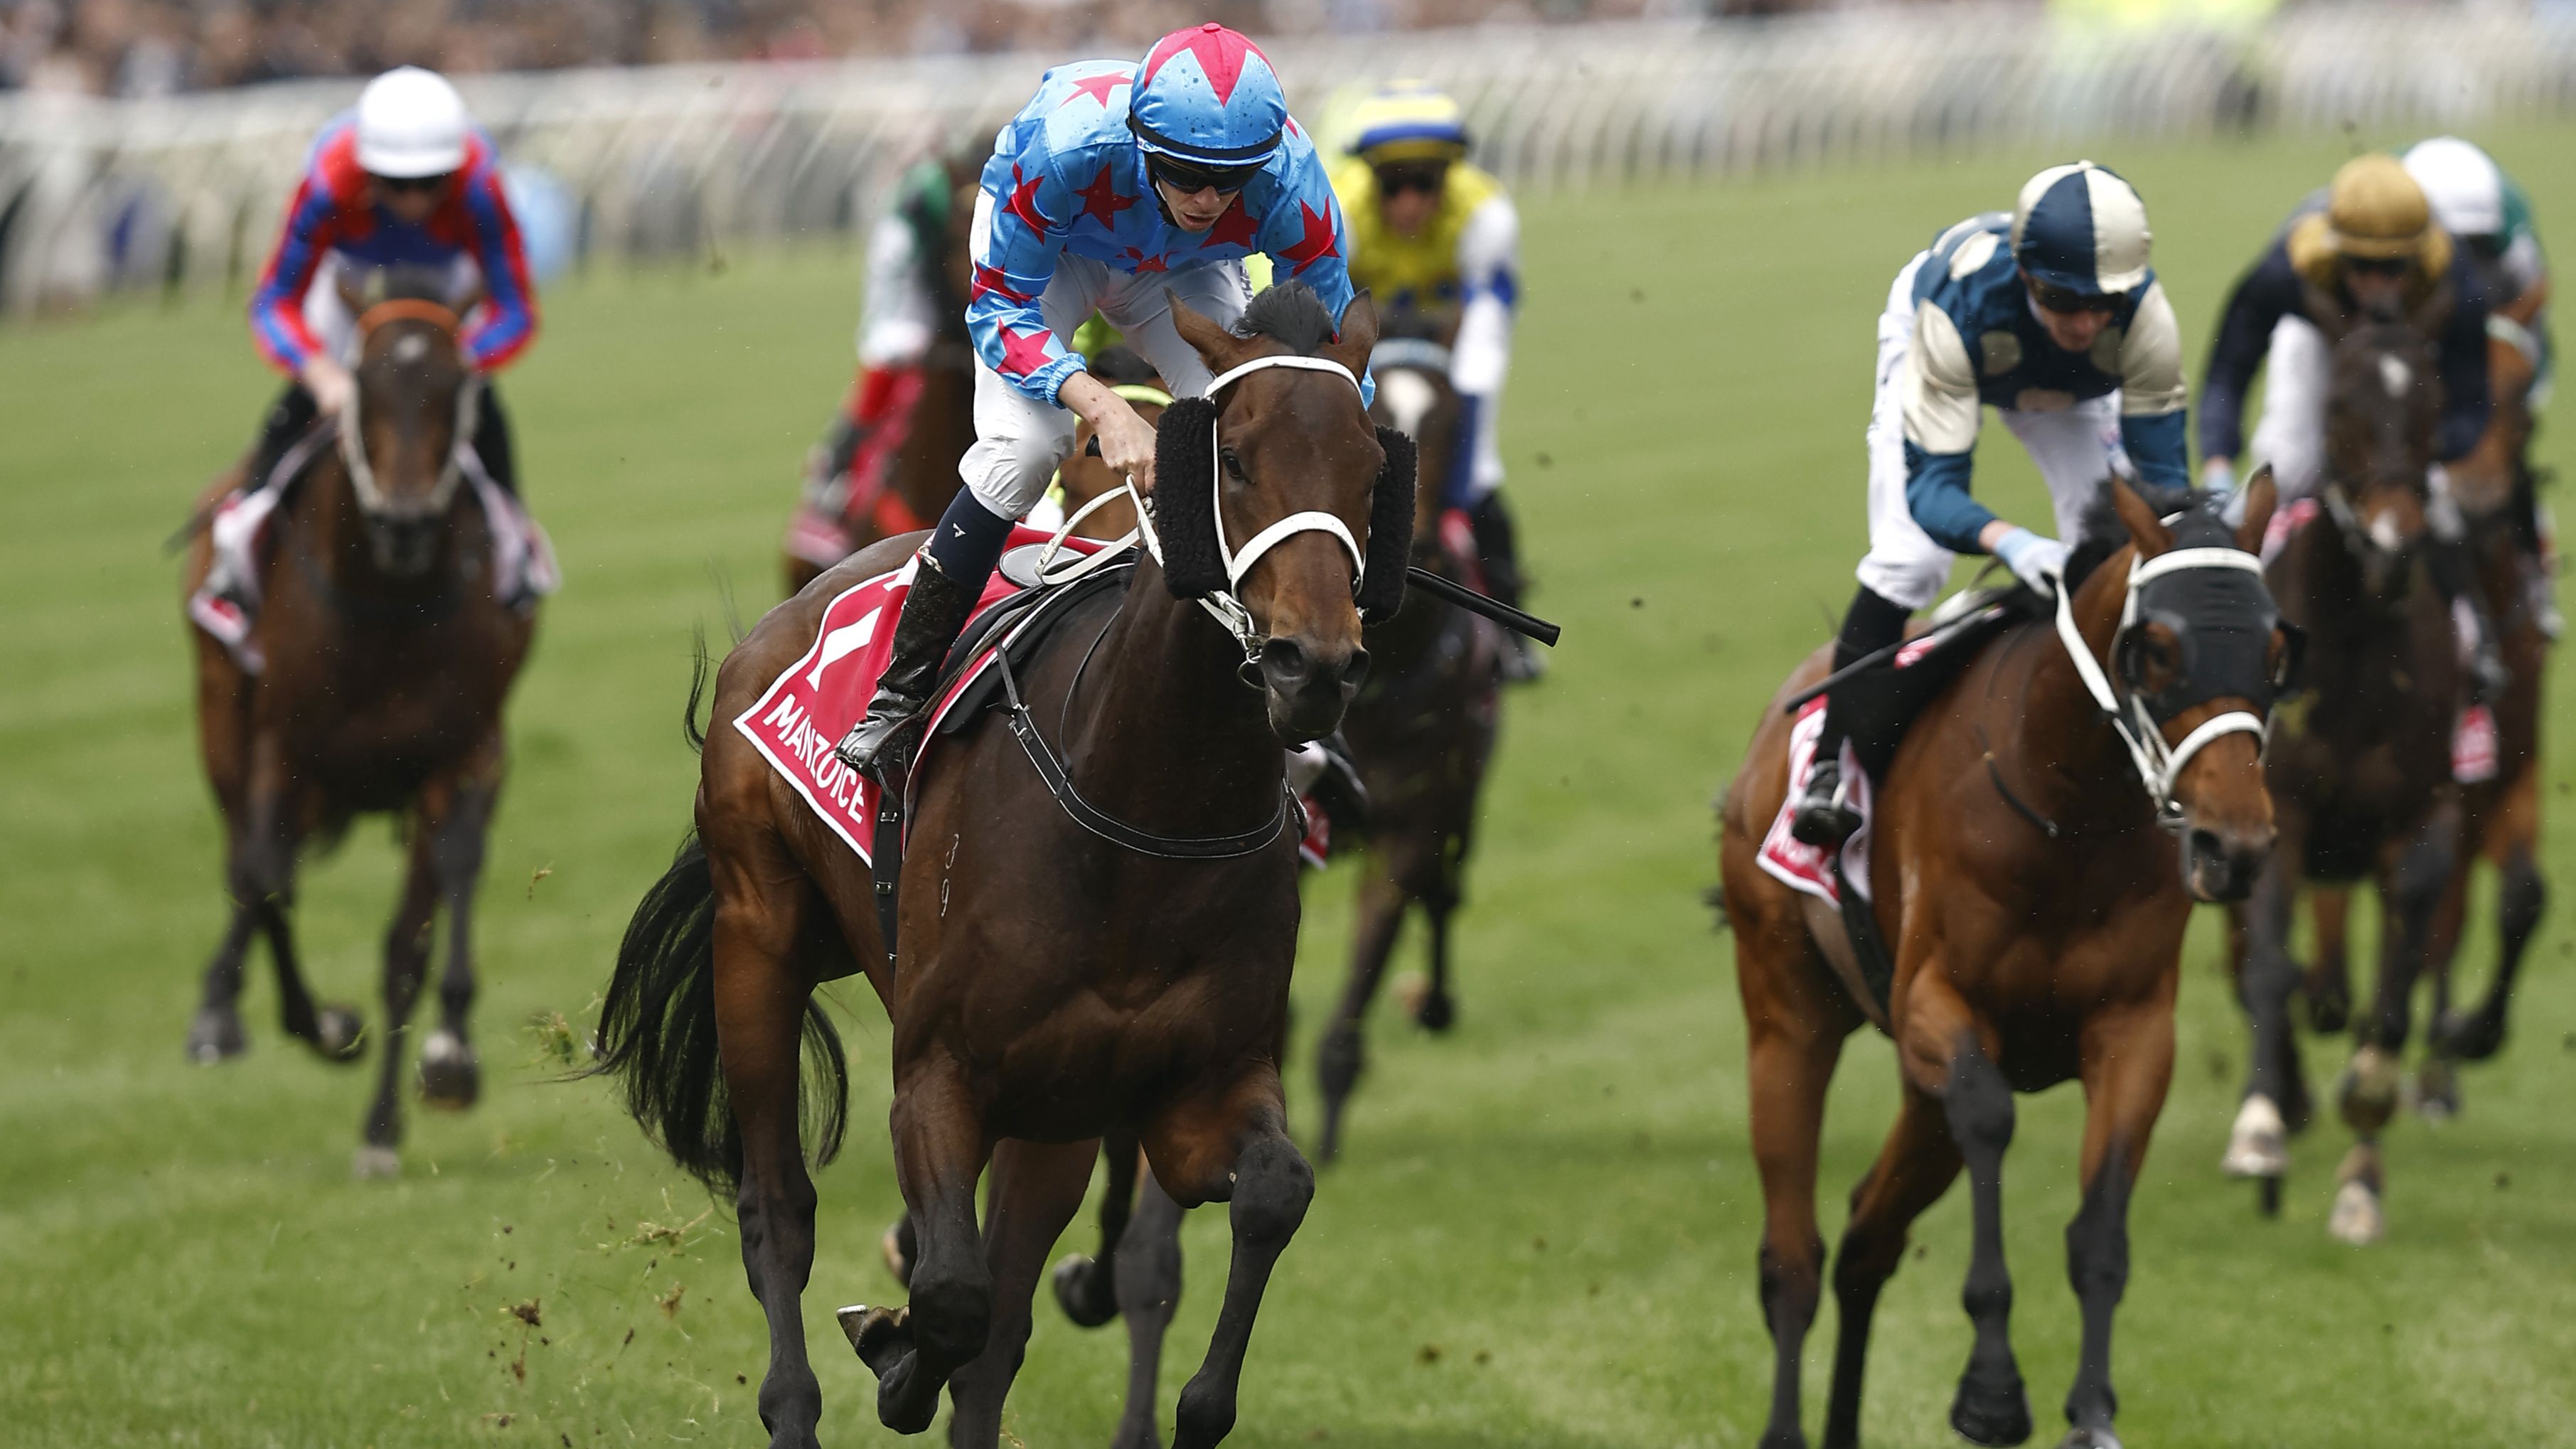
[
  {"xmin": 1369, "ymin": 338, "xmax": 1453, "ymax": 374},
  {"xmin": 1201, "ymin": 355, "xmax": 1369, "ymax": 595}
]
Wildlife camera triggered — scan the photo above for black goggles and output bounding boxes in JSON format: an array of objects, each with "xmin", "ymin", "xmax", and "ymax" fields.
[
  {"xmin": 1373, "ymin": 161, "xmax": 1449, "ymax": 197},
  {"xmin": 2116, "ymin": 566, "xmax": 2303, "ymax": 716},
  {"xmin": 374, "ymin": 173, "xmax": 452, "ymax": 196},
  {"xmin": 2029, "ymin": 279, "xmax": 2127, "ymax": 316},
  {"xmin": 1145, "ymin": 153, "xmax": 1261, "ymax": 197},
  {"xmin": 2343, "ymin": 255, "xmax": 2411, "ymax": 278}
]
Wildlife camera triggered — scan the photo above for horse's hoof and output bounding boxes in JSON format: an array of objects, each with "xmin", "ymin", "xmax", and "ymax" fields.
[
  {"xmin": 351, "ymin": 1144, "xmax": 402, "ymax": 1179},
  {"xmin": 417, "ymin": 1030, "xmax": 481, "ymax": 1111},
  {"xmin": 2220, "ymin": 1095, "xmax": 2289, "ymax": 1179},
  {"xmin": 880, "ymin": 1220, "xmax": 914, "ymax": 1288},
  {"xmin": 311, "ymin": 1005, "xmax": 367, "ymax": 1063},
  {"xmin": 837, "ymin": 1304, "xmax": 910, "ymax": 1379},
  {"xmin": 2057, "ymin": 1428, "xmax": 2123, "ymax": 1449},
  {"xmin": 1052, "ymin": 1253, "xmax": 1119, "ymax": 1329},
  {"xmin": 2334, "ymin": 1047, "xmax": 2402, "ymax": 1135},
  {"xmin": 2327, "ymin": 1177, "xmax": 2384, "ymax": 1246},
  {"xmin": 2432, "ymin": 1007, "xmax": 2507, "ymax": 1062},
  {"xmin": 2411, "ymin": 1059, "xmax": 2460, "ymax": 1123},
  {"xmin": 1949, "ymin": 1367, "xmax": 2033, "ymax": 1447},
  {"xmin": 186, "ymin": 1008, "xmax": 247, "ymax": 1064}
]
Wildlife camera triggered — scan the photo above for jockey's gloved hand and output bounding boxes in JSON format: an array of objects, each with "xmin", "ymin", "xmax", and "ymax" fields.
[
  {"xmin": 301, "ymin": 355, "xmax": 355, "ymax": 417},
  {"xmin": 1994, "ymin": 527, "xmax": 2072, "ymax": 598},
  {"xmin": 2200, "ymin": 457, "xmax": 2238, "ymax": 495}
]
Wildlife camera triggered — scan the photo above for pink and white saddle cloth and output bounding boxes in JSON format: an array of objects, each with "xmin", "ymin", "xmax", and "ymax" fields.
[{"xmin": 1755, "ymin": 695, "xmax": 1877, "ymax": 907}]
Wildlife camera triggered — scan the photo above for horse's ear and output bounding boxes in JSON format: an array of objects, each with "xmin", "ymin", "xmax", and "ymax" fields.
[
  {"xmin": 1327, "ymin": 291, "xmax": 1380, "ymax": 378},
  {"xmin": 2234, "ymin": 466, "xmax": 2278, "ymax": 556},
  {"xmin": 2110, "ymin": 477, "xmax": 2175, "ymax": 557},
  {"xmin": 1169, "ymin": 292, "xmax": 1243, "ymax": 375},
  {"xmin": 1357, "ymin": 424, "xmax": 1416, "ymax": 623}
]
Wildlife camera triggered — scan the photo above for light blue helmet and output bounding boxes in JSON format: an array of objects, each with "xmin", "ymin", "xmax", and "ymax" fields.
[{"xmin": 1128, "ymin": 23, "xmax": 1288, "ymax": 172}]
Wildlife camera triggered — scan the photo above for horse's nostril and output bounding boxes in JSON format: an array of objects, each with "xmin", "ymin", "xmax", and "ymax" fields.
[
  {"xmin": 1261, "ymin": 638, "xmax": 1310, "ymax": 683},
  {"xmin": 1340, "ymin": 647, "xmax": 1370, "ymax": 690}
]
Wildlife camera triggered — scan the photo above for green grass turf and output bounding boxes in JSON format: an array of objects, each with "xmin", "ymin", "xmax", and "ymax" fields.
[{"xmin": 6, "ymin": 122, "xmax": 2575, "ymax": 1448}]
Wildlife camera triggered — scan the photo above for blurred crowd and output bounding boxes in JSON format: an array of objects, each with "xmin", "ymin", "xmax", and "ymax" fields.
[{"xmin": 0, "ymin": 0, "xmax": 1715, "ymax": 96}]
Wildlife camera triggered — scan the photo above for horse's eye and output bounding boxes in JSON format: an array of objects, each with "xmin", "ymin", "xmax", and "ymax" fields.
[{"xmin": 1219, "ymin": 448, "xmax": 1248, "ymax": 483}]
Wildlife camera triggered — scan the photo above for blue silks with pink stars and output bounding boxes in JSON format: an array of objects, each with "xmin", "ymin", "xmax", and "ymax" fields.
[{"xmin": 966, "ymin": 40, "xmax": 1361, "ymax": 407}]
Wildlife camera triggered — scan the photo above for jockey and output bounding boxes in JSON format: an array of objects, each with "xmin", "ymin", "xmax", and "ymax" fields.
[
  {"xmin": 1791, "ymin": 161, "xmax": 2190, "ymax": 847},
  {"xmin": 835, "ymin": 23, "xmax": 1367, "ymax": 776},
  {"xmin": 1327, "ymin": 82, "xmax": 1535, "ymax": 677},
  {"xmin": 242, "ymin": 66, "xmax": 537, "ymax": 498},
  {"xmin": 2198, "ymin": 153, "xmax": 2507, "ymax": 695},
  {"xmin": 2405, "ymin": 135, "xmax": 2558, "ymax": 637},
  {"xmin": 791, "ymin": 159, "xmax": 960, "ymax": 565}
]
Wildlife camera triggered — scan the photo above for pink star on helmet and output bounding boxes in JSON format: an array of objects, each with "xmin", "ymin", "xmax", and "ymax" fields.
[
  {"xmin": 1278, "ymin": 200, "xmax": 1341, "ymax": 276},
  {"xmin": 1140, "ymin": 23, "xmax": 1271, "ymax": 107},
  {"xmin": 1061, "ymin": 73, "xmax": 1126, "ymax": 109},
  {"xmin": 996, "ymin": 326, "xmax": 1056, "ymax": 378}
]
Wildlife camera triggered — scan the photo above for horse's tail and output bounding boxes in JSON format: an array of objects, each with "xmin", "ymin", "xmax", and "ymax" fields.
[
  {"xmin": 682, "ymin": 625, "xmax": 712, "ymax": 754},
  {"xmin": 590, "ymin": 833, "xmax": 849, "ymax": 1194}
]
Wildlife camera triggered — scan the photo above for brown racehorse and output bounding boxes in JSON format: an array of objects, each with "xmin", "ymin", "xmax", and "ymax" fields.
[
  {"xmin": 1721, "ymin": 478, "xmax": 2289, "ymax": 1449},
  {"xmin": 783, "ymin": 157, "xmax": 980, "ymax": 595},
  {"xmin": 1034, "ymin": 326, "xmax": 1507, "ymax": 1447},
  {"xmin": 595, "ymin": 285, "xmax": 1407, "ymax": 1449},
  {"xmin": 182, "ymin": 265, "xmax": 537, "ymax": 1173},
  {"xmin": 2220, "ymin": 314, "xmax": 2461, "ymax": 1246},
  {"xmin": 2417, "ymin": 322, "xmax": 2550, "ymax": 1098}
]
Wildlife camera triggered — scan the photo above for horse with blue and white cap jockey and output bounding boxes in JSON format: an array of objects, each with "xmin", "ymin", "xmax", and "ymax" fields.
[
  {"xmin": 1792, "ymin": 161, "xmax": 2193, "ymax": 846},
  {"xmin": 835, "ymin": 23, "xmax": 1368, "ymax": 777}
]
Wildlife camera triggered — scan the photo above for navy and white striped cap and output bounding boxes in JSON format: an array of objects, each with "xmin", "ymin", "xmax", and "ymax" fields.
[{"xmin": 2010, "ymin": 161, "xmax": 2151, "ymax": 296}]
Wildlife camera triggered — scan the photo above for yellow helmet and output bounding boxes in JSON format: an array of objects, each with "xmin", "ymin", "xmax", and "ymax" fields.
[
  {"xmin": 1348, "ymin": 82, "xmax": 1470, "ymax": 166},
  {"xmin": 2322, "ymin": 154, "xmax": 2433, "ymax": 261}
]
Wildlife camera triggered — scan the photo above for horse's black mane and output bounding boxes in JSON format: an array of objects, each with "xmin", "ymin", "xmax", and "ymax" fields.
[{"xmin": 1237, "ymin": 282, "xmax": 1341, "ymax": 354}]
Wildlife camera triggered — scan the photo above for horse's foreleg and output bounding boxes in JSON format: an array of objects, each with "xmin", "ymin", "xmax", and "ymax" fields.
[
  {"xmin": 712, "ymin": 882, "xmax": 828, "ymax": 1449},
  {"xmin": 2304, "ymin": 886, "xmax": 2353, "ymax": 1034},
  {"xmin": 188, "ymin": 889, "xmax": 262, "ymax": 1064},
  {"xmin": 420, "ymin": 746, "xmax": 503, "ymax": 1112},
  {"xmin": 1936, "ymin": 1034, "xmax": 2029, "ymax": 1449},
  {"xmin": 1052, "ymin": 1130, "xmax": 1141, "ymax": 1330},
  {"xmin": 852, "ymin": 1062, "xmax": 993, "ymax": 1436},
  {"xmin": 2229, "ymin": 848, "xmax": 2303, "ymax": 1196},
  {"xmin": 1822, "ymin": 1082, "xmax": 1964, "ymax": 1449},
  {"xmin": 2360, "ymin": 815, "xmax": 2456, "ymax": 1057},
  {"xmin": 2441, "ymin": 827, "xmax": 2547, "ymax": 1063},
  {"xmin": 356, "ymin": 822, "xmax": 439, "ymax": 1176},
  {"xmin": 946, "ymin": 1138, "xmax": 1098, "ymax": 1449},
  {"xmin": 2061, "ymin": 998, "xmax": 2176, "ymax": 1447},
  {"xmin": 1747, "ymin": 1012, "xmax": 1844, "ymax": 1449},
  {"xmin": 1411, "ymin": 834, "xmax": 1463, "ymax": 1033},
  {"xmin": 1317, "ymin": 861, "xmax": 1409, "ymax": 1165},
  {"xmin": 1148, "ymin": 1078, "xmax": 1312, "ymax": 1449},
  {"xmin": 1111, "ymin": 1167, "xmax": 1186, "ymax": 1449}
]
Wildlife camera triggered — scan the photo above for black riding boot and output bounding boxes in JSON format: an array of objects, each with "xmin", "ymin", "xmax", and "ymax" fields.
[
  {"xmin": 471, "ymin": 386, "xmax": 520, "ymax": 496},
  {"xmin": 1789, "ymin": 585, "xmax": 1911, "ymax": 848},
  {"xmin": 2425, "ymin": 533, "xmax": 2511, "ymax": 705},
  {"xmin": 1467, "ymin": 493, "xmax": 1540, "ymax": 681},
  {"xmin": 833, "ymin": 488, "xmax": 1012, "ymax": 778},
  {"xmin": 245, "ymin": 383, "xmax": 320, "ymax": 493}
]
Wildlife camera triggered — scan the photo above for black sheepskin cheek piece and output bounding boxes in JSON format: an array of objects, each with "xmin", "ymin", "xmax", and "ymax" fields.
[
  {"xmin": 1358, "ymin": 424, "xmax": 1417, "ymax": 622},
  {"xmin": 1152, "ymin": 396, "xmax": 1224, "ymax": 599}
]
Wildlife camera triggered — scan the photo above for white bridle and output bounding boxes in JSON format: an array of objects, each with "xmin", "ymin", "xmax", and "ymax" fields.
[
  {"xmin": 1035, "ymin": 353, "xmax": 1369, "ymax": 661},
  {"xmin": 2052, "ymin": 547, "xmax": 2272, "ymax": 825}
]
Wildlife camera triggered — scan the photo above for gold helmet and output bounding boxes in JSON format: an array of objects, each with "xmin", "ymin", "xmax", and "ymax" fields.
[{"xmin": 2290, "ymin": 152, "xmax": 2451, "ymax": 288}]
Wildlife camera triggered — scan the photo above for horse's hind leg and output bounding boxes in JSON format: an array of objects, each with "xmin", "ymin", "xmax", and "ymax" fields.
[
  {"xmin": 712, "ymin": 852, "xmax": 831, "ymax": 1449},
  {"xmin": 1746, "ymin": 1007, "xmax": 1845, "ymax": 1448},
  {"xmin": 850, "ymin": 1061, "xmax": 993, "ymax": 1435},
  {"xmin": 2439, "ymin": 793, "xmax": 2547, "ymax": 1062},
  {"xmin": 356, "ymin": 821, "xmax": 439, "ymax": 1177},
  {"xmin": 1822, "ymin": 1081, "xmax": 1965, "ymax": 1449},
  {"xmin": 1111, "ymin": 1165, "xmax": 1186, "ymax": 1449},
  {"xmin": 1147, "ymin": 1077, "xmax": 1313, "ymax": 1449},
  {"xmin": 419, "ymin": 744, "xmax": 504, "ymax": 1111},
  {"xmin": 1053, "ymin": 1130, "xmax": 1141, "ymax": 1328},
  {"xmin": 947, "ymin": 1138, "xmax": 1099, "ymax": 1449},
  {"xmin": 1317, "ymin": 860, "xmax": 1410, "ymax": 1165},
  {"xmin": 2061, "ymin": 998, "xmax": 2177, "ymax": 1449}
]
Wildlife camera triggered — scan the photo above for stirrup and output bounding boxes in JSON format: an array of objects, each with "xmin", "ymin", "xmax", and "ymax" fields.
[
  {"xmin": 1788, "ymin": 761, "xmax": 1860, "ymax": 848},
  {"xmin": 834, "ymin": 694, "xmax": 927, "ymax": 779}
]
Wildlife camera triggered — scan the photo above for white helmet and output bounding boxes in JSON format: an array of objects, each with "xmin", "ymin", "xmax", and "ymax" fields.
[
  {"xmin": 356, "ymin": 67, "xmax": 470, "ymax": 179},
  {"xmin": 2402, "ymin": 136, "xmax": 2504, "ymax": 240}
]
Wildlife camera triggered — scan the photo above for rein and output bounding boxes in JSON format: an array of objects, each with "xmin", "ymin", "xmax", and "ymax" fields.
[{"xmin": 2050, "ymin": 547, "xmax": 2271, "ymax": 830}]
